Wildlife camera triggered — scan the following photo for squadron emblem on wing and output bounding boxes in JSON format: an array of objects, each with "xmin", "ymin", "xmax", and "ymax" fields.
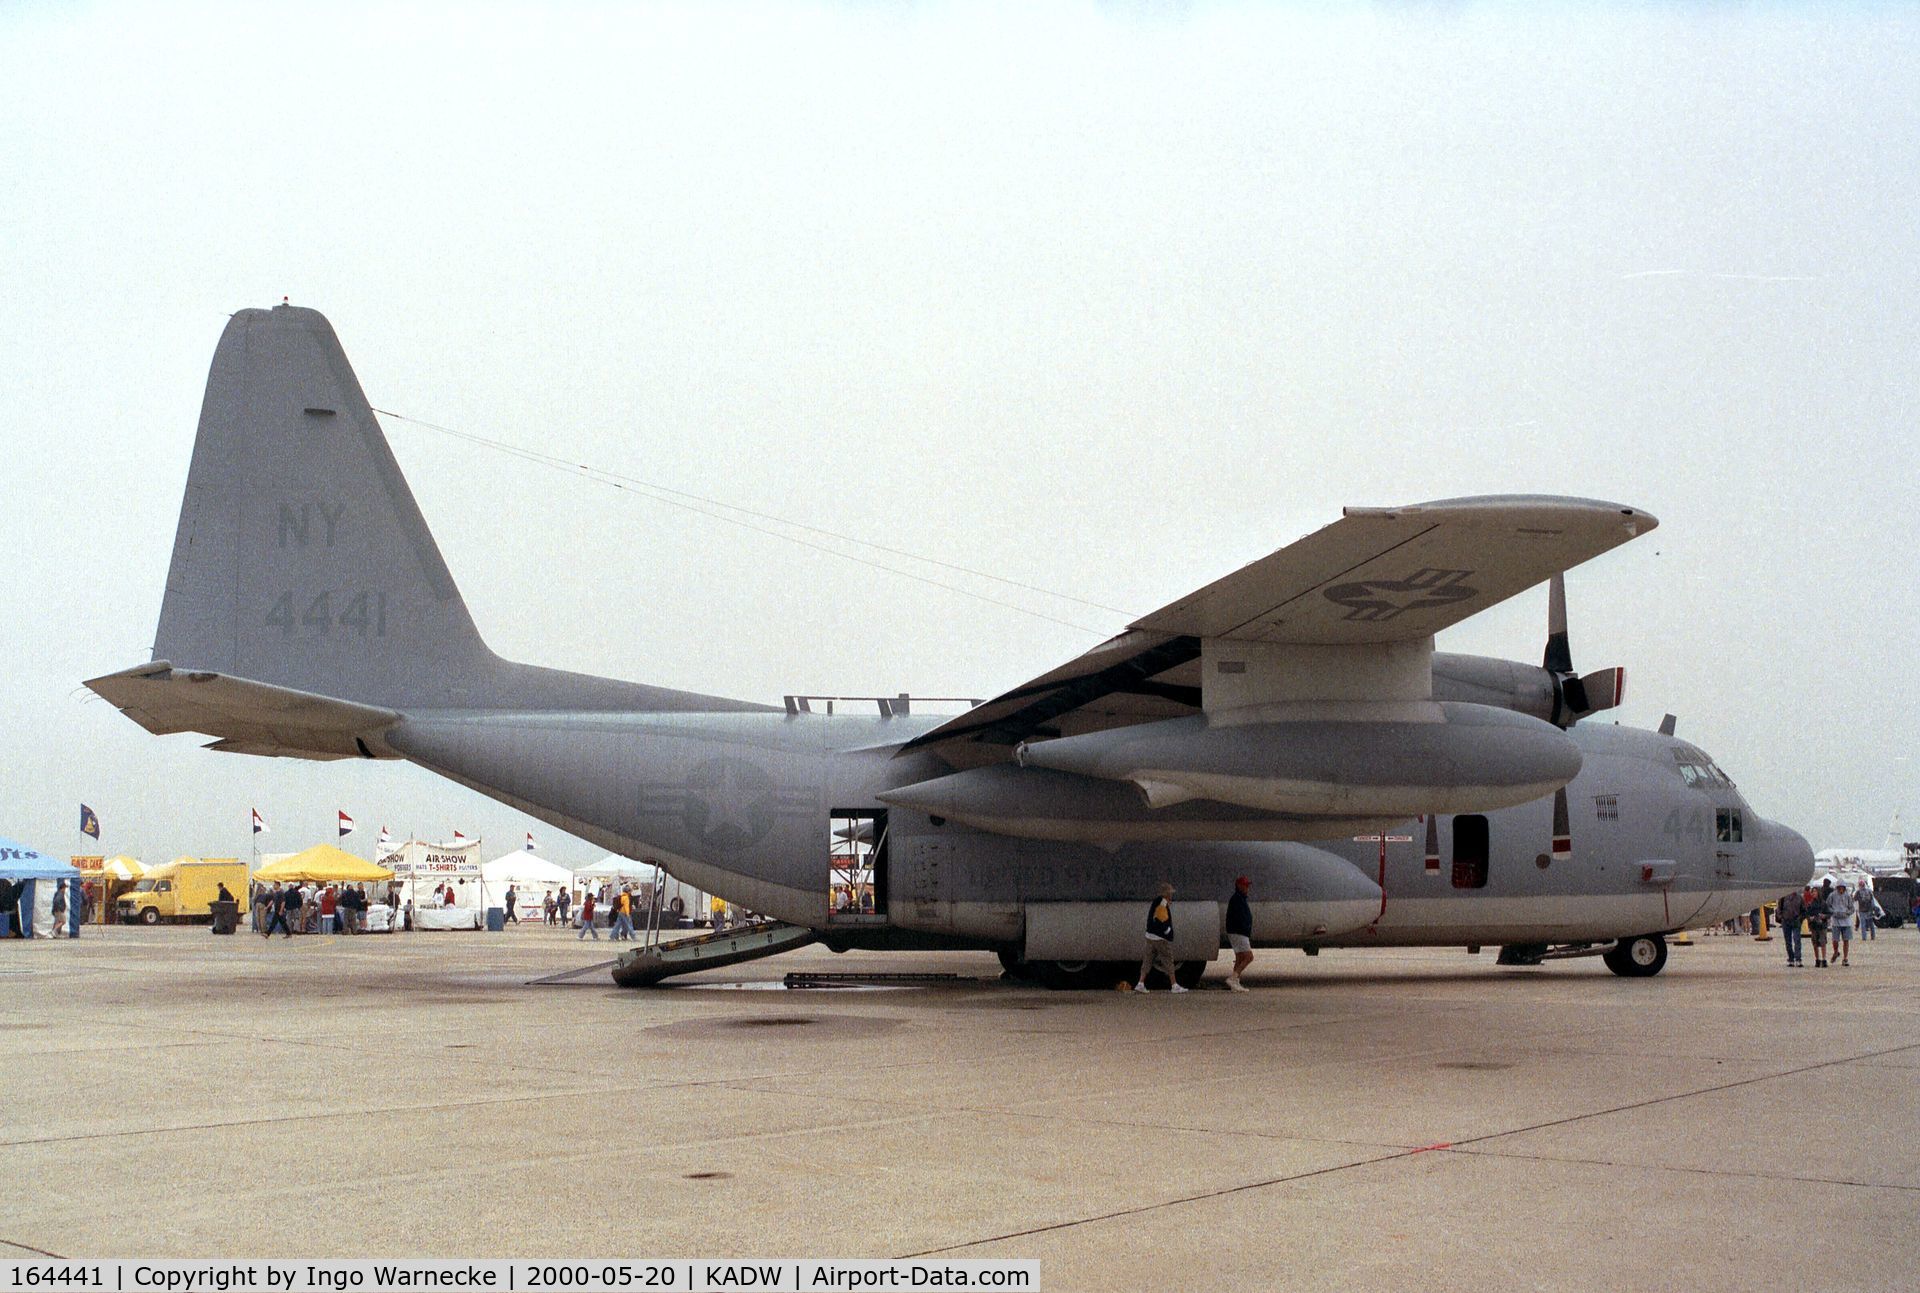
[{"xmin": 1322, "ymin": 568, "xmax": 1478, "ymax": 621}]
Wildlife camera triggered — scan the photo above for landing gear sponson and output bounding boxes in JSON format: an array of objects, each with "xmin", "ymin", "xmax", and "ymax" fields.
[
  {"xmin": 1495, "ymin": 934, "xmax": 1670, "ymax": 977},
  {"xmin": 998, "ymin": 948, "xmax": 1205, "ymax": 991}
]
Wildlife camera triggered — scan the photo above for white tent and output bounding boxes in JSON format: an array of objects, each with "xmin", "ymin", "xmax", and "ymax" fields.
[
  {"xmin": 576, "ymin": 855, "xmax": 661, "ymax": 883},
  {"xmin": 575, "ymin": 856, "xmax": 711, "ymax": 925},
  {"xmin": 482, "ymin": 850, "xmax": 573, "ymax": 915},
  {"xmin": 381, "ymin": 839, "xmax": 486, "ymax": 930}
]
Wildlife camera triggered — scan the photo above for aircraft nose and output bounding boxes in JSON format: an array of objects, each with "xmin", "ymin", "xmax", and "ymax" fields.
[{"xmin": 1755, "ymin": 819, "xmax": 1816, "ymax": 891}]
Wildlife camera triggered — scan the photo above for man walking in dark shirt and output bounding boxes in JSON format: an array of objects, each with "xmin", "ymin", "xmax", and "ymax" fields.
[
  {"xmin": 1775, "ymin": 888, "xmax": 1804, "ymax": 967},
  {"xmin": 1226, "ymin": 876, "xmax": 1254, "ymax": 991},
  {"xmin": 273, "ymin": 882, "xmax": 301, "ymax": 938}
]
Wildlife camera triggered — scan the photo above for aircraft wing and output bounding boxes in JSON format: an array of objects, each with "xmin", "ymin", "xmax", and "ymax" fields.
[{"xmin": 901, "ymin": 495, "xmax": 1653, "ymax": 760}]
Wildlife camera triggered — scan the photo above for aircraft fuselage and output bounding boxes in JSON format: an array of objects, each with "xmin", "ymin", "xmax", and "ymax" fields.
[{"xmin": 383, "ymin": 704, "xmax": 1810, "ymax": 954}]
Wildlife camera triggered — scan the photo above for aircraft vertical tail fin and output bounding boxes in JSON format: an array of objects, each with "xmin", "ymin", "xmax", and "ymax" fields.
[
  {"xmin": 123, "ymin": 304, "xmax": 771, "ymax": 735},
  {"xmin": 153, "ymin": 304, "xmax": 499, "ymax": 709}
]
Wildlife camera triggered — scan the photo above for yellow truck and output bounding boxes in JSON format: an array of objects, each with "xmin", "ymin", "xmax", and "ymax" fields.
[{"xmin": 116, "ymin": 858, "xmax": 247, "ymax": 925}]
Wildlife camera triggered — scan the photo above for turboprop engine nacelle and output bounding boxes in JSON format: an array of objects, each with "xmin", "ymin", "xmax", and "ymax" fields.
[
  {"xmin": 1013, "ymin": 701, "xmax": 1580, "ymax": 819},
  {"xmin": 1431, "ymin": 653, "xmax": 1559, "ymax": 722}
]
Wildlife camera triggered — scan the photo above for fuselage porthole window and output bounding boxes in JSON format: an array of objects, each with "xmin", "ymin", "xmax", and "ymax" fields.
[{"xmin": 1451, "ymin": 814, "xmax": 1490, "ymax": 890}]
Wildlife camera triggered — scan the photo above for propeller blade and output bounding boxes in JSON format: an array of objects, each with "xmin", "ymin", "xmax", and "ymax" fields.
[
  {"xmin": 1577, "ymin": 666, "xmax": 1625, "ymax": 714},
  {"xmin": 1542, "ymin": 573, "xmax": 1574, "ymax": 674},
  {"xmin": 1542, "ymin": 575, "xmax": 1625, "ymax": 723},
  {"xmin": 1551, "ymin": 786, "xmax": 1572, "ymax": 861}
]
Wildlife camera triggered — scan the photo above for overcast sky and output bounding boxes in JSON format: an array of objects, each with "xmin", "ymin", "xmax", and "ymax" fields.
[{"xmin": 2, "ymin": 1, "xmax": 1915, "ymax": 865}]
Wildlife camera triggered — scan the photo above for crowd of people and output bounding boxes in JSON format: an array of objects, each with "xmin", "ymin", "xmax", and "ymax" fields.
[
  {"xmin": 250, "ymin": 879, "xmax": 400, "ymax": 936},
  {"xmin": 233, "ymin": 876, "xmax": 739, "ymax": 939},
  {"xmin": 500, "ymin": 884, "xmax": 585, "ymax": 927},
  {"xmin": 574, "ymin": 883, "xmax": 639, "ymax": 940},
  {"xmin": 1775, "ymin": 877, "xmax": 1911, "ymax": 967}
]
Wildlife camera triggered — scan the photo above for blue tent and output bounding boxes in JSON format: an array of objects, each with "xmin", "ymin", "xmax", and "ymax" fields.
[{"xmin": 0, "ymin": 837, "xmax": 82, "ymax": 938}]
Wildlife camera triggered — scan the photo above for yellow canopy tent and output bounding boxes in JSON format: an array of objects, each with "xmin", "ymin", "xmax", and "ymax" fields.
[
  {"xmin": 101, "ymin": 856, "xmax": 146, "ymax": 880},
  {"xmin": 252, "ymin": 844, "xmax": 394, "ymax": 883},
  {"xmin": 75, "ymin": 855, "xmax": 147, "ymax": 924}
]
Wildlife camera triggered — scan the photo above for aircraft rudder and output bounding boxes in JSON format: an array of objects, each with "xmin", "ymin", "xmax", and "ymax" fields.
[{"xmin": 152, "ymin": 303, "xmax": 495, "ymax": 709}]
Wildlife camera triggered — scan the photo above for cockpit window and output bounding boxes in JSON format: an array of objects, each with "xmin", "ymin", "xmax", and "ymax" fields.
[{"xmin": 1672, "ymin": 745, "xmax": 1735, "ymax": 789}]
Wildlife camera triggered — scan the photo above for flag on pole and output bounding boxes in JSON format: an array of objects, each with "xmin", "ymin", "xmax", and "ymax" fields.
[
  {"xmin": 377, "ymin": 826, "xmax": 395, "ymax": 854},
  {"xmin": 80, "ymin": 804, "xmax": 101, "ymax": 840},
  {"xmin": 251, "ymin": 808, "xmax": 268, "ymax": 835},
  {"xmin": 453, "ymin": 830, "xmax": 468, "ymax": 841},
  {"xmin": 338, "ymin": 810, "xmax": 356, "ymax": 839},
  {"xmin": 524, "ymin": 831, "xmax": 536, "ymax": 852}
]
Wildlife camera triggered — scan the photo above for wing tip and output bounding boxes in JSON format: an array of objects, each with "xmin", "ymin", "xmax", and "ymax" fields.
[{"xmin": 1343, "ymin": 495, "xmax": 1658, "ymax": 532}]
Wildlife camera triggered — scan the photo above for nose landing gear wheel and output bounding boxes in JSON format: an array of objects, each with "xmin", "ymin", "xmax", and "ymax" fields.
[{"xmin": 1603, "ymin": 934, "xmax": 1668, "ymax": 977}]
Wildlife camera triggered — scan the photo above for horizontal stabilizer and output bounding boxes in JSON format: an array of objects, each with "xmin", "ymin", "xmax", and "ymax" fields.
[{"xmin": 84, "ymin": 661, "xmax": 402, "ymax": 760}]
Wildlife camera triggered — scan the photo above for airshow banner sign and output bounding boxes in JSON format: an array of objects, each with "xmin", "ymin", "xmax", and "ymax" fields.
[
  {"xmin": 379, "ymin": 840, "xmax": 483, "ymax": 880},
  {"xmin": 380, "ymin": 840, "xmax": 487, "ymax": 922}
]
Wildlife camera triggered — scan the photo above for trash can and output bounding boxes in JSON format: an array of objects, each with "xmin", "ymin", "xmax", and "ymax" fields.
[
  {"xmin": 486, "ymin": 906, "xmax": 505, "ymax": 932},
  {"xmin": 210, "ymin": 900, "xmax": 239, "ymax": 935}
]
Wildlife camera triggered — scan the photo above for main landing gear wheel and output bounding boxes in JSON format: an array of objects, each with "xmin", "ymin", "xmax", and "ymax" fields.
[
  {"xmin": 998, "ymin": 950, "xmax": 1137, "ymax": 990},
  {"xmin": 1173, "ymin": 961, "xmax": 1207, "ymax": 990},
  {"xmin": 1046, "ymin": 960, "xmax": 1138, "ymax": 990},
  {"xmin": 1603, "ymin": 934, "xmax": 1668, "ymax": 977},
  {"xmin": 1041, "ymin": 960, "xmax": 1096, "ymax": 990}
]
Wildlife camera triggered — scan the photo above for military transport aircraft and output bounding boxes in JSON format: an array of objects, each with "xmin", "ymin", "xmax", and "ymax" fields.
[{"xmin": 85, "ymin": 304, "xmax": 1814, "ymax": 987}]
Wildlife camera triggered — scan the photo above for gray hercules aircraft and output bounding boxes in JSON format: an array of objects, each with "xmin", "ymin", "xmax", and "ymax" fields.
[{"xmin": 86, "ymin": 304, "xmax": 1814, "ymax": 987}]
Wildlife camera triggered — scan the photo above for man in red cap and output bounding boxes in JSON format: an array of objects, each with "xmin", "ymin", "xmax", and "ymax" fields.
[{"xmin": 1226, "ymin": 877, "xmax": 1254, "ymax": 991}]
